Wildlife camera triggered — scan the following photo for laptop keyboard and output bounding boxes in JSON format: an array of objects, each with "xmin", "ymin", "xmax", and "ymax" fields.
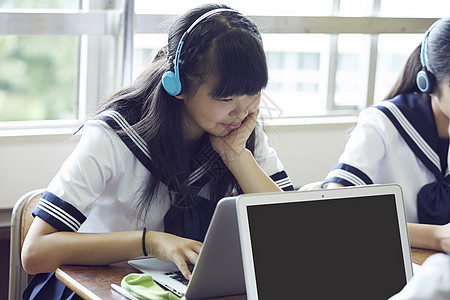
[
  {"xmin": 164, "ymin": 271, "xmax": 189, "ymax": 286},
  {"xmin": 164, "ymin": 264, "xmax": 194, "ymax": 286}
]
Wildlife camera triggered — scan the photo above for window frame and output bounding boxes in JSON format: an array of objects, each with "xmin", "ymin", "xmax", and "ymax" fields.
[{"xmin": 0, "ymin": 0, "xmax": 440, "ymax": 136}]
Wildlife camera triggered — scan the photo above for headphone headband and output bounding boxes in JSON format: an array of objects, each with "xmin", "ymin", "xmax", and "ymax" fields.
[
  {"xmin": 172, "ymin": 8, "xmax": 238, "ymax": 84},
  {"xmin": 162, "ymin": 8, "xmax": 239, "ymax": 96},
  {"xmin": 417, "ymin": 19, "xmax": 441, "ymax": 93},
  {"xmin": 420, "ymin": 19, "xmax": 440, "ymax": 68}
]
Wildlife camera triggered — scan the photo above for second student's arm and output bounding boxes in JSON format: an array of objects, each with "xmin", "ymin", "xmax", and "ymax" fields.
[{"xmin": 408, "ymin": 222, "xmax": 450, "ymax": 253}]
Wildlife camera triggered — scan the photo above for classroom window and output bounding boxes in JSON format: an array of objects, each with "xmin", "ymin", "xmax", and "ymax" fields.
[
  {"xmin": 132, "ymin": 0, "xmax": 446, "ymax": 117},
  {"xmin": 258, "ymin": 34, "xmax": 327, "ymax": 117},
  {"xmin": 334, "ymin": 34, "xmax": 367, "ymax": 109},
  {"xmin": 0, "ymin": 35, "xmax": 78, "ymax": 121},
  {"xmin": 298, "ymin": 53, "xmax": 321, "ymax": 71},
  {"xmin": 379, "ymin": 0, "xmax": 450, "ymax": 17},
  {"xmin": 0, "ymin": 0, "xmax": 448, "ymax": 129},
  {"xmin": 0, "ymin": 1, "xmax": 122, "ymax": 129},
  {"xmin": 134, "ymin": 0, "xmax": 334, "ymax": 15},
  {"xmin": 374, "ymin": 34, "xmax": 423, "ymax": 103},
  {"xmin": 0, "ymin": 0, "xmax": 78, "ymax": 9},
  {"xmin": 0, "ymin": 0, "xmax": 80, "ymax": 123}
]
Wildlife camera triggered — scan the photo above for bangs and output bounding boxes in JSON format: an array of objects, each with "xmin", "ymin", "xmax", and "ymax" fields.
[{"xmin": 207, "ymin": 29, "xmax": 268, "ymax": 98}]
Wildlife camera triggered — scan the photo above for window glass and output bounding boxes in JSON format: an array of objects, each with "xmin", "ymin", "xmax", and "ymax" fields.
[
  {"xmin": 3, "ymin": 0, "xmax": 449, "ymax": 124},
  {"xmin": 0, "ymin": 0, "xmax": 78, "ymax": 9},
  {"xmin": 374, "ymin": 34, "xmax": 423, "ymax": 103},
  {"xmin": 334, "ymin": 34, "xmax": 369, "ymax": 108},
  {"xmin": 0, "ymin": 0, "xmax": 80, "ymax": 123},
  {"xmin": 380, "ymin": 0, "xmax": 450, "ymax": 17},
  {"xmin": 133, "ymin": 34, "xmax": 166, "ymax": 80},
  {"xmin": 135, "ymin": 0, "xmax": 334, "ymax": 16},
  {"xmin": 339, "ymin": 0, "xmax": 373, "ymax": 16},
  {"xmin": 263, "ymin": 34, "xmax": 328, "ymax": 117},
  {"xmin": 0, "ymin": 35, "xmax": 78, "ymax": 121}
]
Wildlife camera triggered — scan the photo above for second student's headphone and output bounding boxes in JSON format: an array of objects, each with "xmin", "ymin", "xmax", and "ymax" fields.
[
  {"xmin": 416, "ymin": 19, "xmax": 441, "ymax": 94},
  {"xmin": 162, "ymin": 8, "xmax": 238, "ymax": 96}
]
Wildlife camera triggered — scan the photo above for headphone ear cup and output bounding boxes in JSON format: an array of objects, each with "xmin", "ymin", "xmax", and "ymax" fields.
[
  {"xmin": 162, "ymin": 70, "xmax": 182, "ymax": 96},
  {"xmin": 416, "ymin": 68, "xmax": 436, "ymax": 93}
]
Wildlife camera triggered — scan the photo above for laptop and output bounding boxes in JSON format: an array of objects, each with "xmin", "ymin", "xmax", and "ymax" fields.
[
  {"xmin": 128, "ymin": 196, "xmax": 245, "ymax": 299},
  {"xmin": 236, "ymin": 184, "xmax": 413, "ymax": 300}
]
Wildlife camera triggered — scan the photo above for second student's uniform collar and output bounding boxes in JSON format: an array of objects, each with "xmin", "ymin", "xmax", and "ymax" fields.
[{"xmin": 375, "ymin": 93, "xmax": 450, "ymax": 225}]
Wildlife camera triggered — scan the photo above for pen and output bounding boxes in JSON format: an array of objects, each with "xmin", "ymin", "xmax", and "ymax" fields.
[{"xmin": 111, "ymin": 283, "xmax": 140, "ymax": 300}]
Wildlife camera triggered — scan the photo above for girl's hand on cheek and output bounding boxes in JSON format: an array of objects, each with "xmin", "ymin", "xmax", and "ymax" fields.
[{"xmin": 210, "ymin": 109, "xmax": 259, "ymax": 163}]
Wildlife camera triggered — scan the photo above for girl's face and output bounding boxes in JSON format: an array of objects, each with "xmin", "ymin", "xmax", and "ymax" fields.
[
  {"xmin": 431, "ymin": 77, "xmax": 450, "ymax": 137},
  {"xmin": 177, "ymin": 81, "xmax": 260, "ymax": 141},
  {"xmin": 439, "ymin": 79, "xmax": 450, "ymax": 118}
]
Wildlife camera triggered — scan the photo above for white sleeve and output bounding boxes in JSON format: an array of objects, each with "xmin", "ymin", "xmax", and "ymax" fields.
[
  {"xmin": 324, "ymin": 107, "xmax": 391, "ymax": 186},
  {"xmin": 48, "ymin": 120, "xmax": 127, "ymax": 212},
  {"xmin": 389, "ymin": 253, "xmax": 450, "ymax": 300}
]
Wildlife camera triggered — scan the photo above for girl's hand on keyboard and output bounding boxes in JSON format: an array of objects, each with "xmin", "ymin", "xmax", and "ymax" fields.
[{"xmin": 146, "ymin": 231, "xmax": 202, "ymax": 280}]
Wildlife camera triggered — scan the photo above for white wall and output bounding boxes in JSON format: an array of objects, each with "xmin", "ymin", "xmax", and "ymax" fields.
[
  {"xmin": 0, "ymin": 134, "xmax": 80, "ymax": 209},
  {"xmin": 0, "ymin": 123, "xmax": 352, "ymax": 209},
  {"xmin": 265, "ymin": 122, "xmax": 351, "ymax": 188}
]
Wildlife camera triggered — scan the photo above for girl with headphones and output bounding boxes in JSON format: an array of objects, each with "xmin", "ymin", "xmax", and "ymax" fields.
[
  {"xmin": 323, "ymin": 18, "xmax": 450, "ymax": 252},
  {"xmin": 21, "ymin": 4, "xmax": 294, "ymax": 299},
  {"xmin": 326, "ymin": 19, "xmax": 450, "ymax": 299},
  {"xmin": 323, "ymin": 17, "xmax": 450, "ymax": 254}
]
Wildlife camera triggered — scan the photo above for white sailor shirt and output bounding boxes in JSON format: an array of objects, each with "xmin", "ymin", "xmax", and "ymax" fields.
[
  {"xmin": 32, "ymin": 115, "xmax": 293, "ymax": 234},
  {"xmin": 323, "ymin": 93, "xmax": 449, "ymax": 223}
]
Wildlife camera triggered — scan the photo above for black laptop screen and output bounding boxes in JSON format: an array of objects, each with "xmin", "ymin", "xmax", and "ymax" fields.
[{"xmin": 246, "ymin": 194, "xmax": 407, "ymax": 300}]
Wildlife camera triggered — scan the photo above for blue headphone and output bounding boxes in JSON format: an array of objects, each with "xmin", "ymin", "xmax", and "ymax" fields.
[
  {"xmin": 162, "ymin": 8, "xmax": 238, "ymax": 96},
  {"xmin": 416, "ymin": 19, "xmax": 440, "ymax": 93}
]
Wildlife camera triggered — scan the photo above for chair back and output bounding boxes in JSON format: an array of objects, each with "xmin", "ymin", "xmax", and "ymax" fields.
[{"xmin": 9, "ymin": 189, "xmax": 44, "ymax": 300}]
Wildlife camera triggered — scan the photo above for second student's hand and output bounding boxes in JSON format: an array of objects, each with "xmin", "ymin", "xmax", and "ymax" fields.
[
  {"xmin": 435, "ymin": 222, "xmax": 450, "ymax": 253},
  {"xmin": 146, "ymin": 231, "xmax": 202, "ymax": 280}
]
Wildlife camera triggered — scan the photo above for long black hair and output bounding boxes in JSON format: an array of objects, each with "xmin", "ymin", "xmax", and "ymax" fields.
[
  {"xmin": 97, "ymin": 4, "xmax": 268, "ymax": 218},
  {"xmin": 385, "ymin": 17, "xmax": 450, "ymax": 100}
]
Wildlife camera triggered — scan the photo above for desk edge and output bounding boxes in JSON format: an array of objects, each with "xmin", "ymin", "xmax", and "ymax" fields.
[{"xmin": 55, "ymin": 267, "xmax": 103, "ymax": 300}]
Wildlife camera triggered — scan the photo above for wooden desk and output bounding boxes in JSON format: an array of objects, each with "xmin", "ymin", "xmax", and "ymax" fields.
[
  {"xmin": 55, "ymin": 261, "xmax": 246, "ymax": 300},
  {"xmin": 55, "ymin": 248, "xmax": 437, "ymax": 300},
  {"xmin": 410, "ymin": 247, "xmax": 438, "ymax": 265}
]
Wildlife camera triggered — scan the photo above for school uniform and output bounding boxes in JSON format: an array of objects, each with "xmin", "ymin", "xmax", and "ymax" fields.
[
  {"xmin": 323, "ymin": 93, "xmax": 450, "ymax": 224},
  {"xmin": 23, "ymin": 109, "xmax": 294, "ymax": 299}
]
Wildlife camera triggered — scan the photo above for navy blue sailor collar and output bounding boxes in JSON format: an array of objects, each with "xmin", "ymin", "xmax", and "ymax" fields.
[
  {"xmin": 94, "ymin": 109, "xmax": 226, "ymax": 189},
  {"xmin": 94, "ymin": 108, "xmax": 229, "ymax": 241},
  {"xmin": 95, "ymin": 109, "xmax": 154, "ymax": 176},
  {"xmin": 374, "ymin": 93, "xmax": 450, "ymax": 181}
]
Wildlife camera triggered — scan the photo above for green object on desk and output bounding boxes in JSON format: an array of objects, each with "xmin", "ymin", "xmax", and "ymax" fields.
[{"xmin": 121, "ymin": 273, "xmax": 186, "ymax": 300}]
